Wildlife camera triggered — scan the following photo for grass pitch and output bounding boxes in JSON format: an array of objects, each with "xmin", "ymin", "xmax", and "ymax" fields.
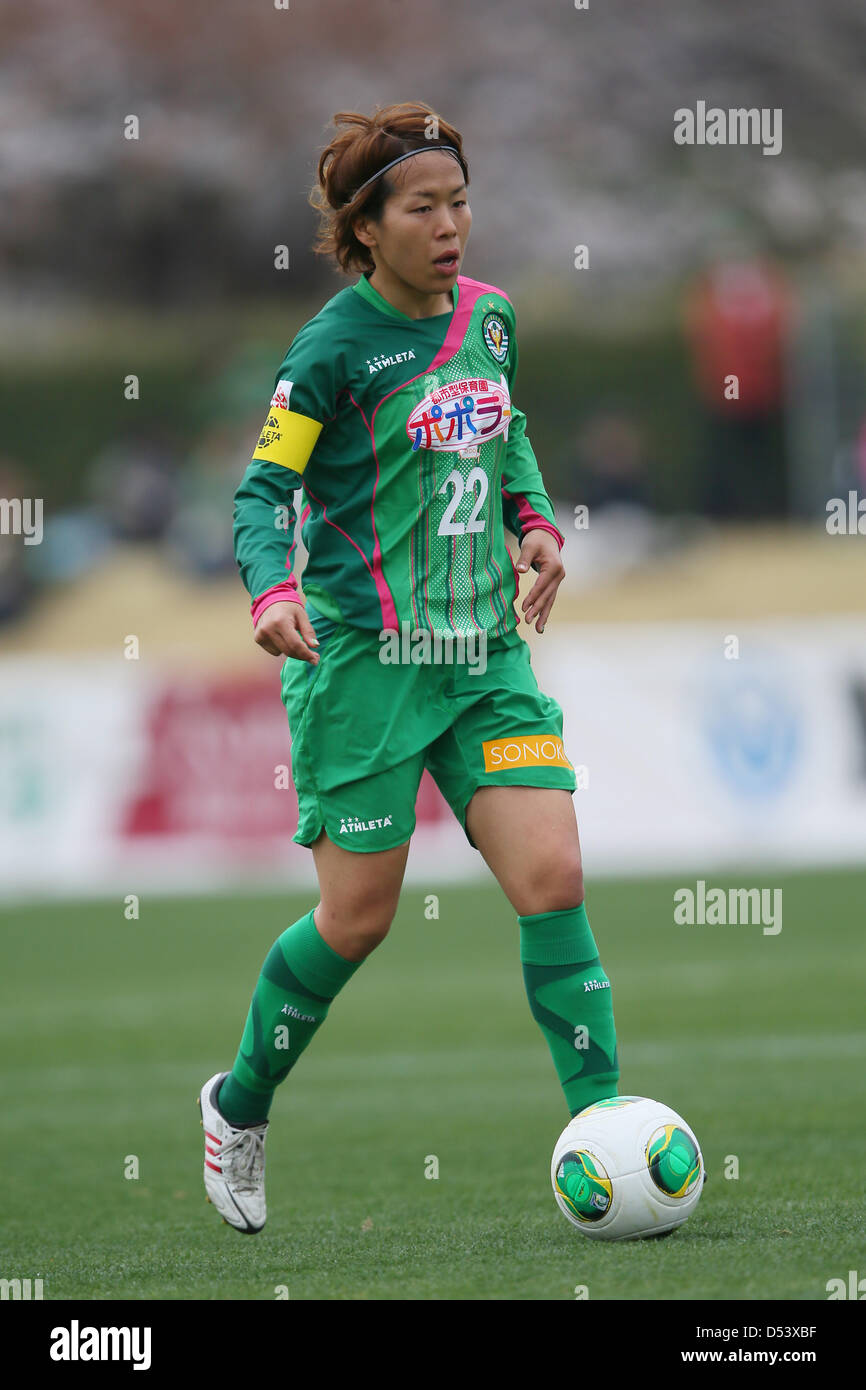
[{"xmin": 1, "ymin": 866, "xmax": 864, "ymax": 1300}]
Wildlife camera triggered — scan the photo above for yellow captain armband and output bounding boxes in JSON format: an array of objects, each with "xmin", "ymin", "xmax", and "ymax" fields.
[{"xmin": 253, "ymin": 402, "xmax": 323, "ymax": 474}]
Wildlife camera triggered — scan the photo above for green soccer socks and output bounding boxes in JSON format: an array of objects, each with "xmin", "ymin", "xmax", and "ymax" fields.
[
  {"xmin": 217, "ymin": 908, "xmax": 364, "ymax": 1127},
  {"xmin": 217, "ymin": 901, "xmax": 619, "ymax": 1128},
  {"xmin": 519, "ymin": 903, "xmax": 620, "ymax": 1117}
]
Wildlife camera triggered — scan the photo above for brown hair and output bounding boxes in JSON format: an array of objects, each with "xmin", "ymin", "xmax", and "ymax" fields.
[{"xmin": 309, "ymin": 101, "xmax": 469, "ymax": 276}]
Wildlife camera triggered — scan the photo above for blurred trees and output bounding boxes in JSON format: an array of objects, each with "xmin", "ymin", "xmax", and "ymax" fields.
[{"xmin": 2, "ymin": 0, "xmax": 866, "ymax": 304}]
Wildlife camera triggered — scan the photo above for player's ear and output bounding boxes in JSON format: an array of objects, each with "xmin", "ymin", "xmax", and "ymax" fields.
[{"xmin": 352, "ymin": 215, "xmax": 375, "ymax": 251}]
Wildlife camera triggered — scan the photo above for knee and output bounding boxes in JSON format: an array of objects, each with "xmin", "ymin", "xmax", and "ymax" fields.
[
  {"xmin": 351, "ymin": 914, "xmax": 394, "ymax": 956},
  {"xmin": 315, "ymin": 895, "xmax": 398, "ymax": 960},
  {"xmin": 518, "ymin": 853, "xmax": 584, "ymax": 916}
]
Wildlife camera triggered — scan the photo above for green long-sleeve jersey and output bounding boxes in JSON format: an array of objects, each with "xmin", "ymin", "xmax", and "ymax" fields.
[{"xmin": 233, "ymin": 270, "xmax": 564, "ymax": 637}]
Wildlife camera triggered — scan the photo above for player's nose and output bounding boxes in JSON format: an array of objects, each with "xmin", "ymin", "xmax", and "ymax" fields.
[{"xmin": 436, "ymin": 207, "xmax": 459, "ymax": 237}]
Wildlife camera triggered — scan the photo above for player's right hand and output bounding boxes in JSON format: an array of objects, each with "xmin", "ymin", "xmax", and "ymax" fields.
[{"xmin": 253, "ymin": 600, "xmax": 320, "ymax": 664}]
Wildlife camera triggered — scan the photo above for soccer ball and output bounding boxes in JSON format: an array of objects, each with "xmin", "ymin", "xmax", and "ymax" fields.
[{"xmin": 551, "ymin": 1095, "xmax": 704, "ymax": 1241}]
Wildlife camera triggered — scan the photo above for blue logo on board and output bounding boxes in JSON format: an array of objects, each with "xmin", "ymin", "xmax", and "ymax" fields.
[{"xmin": 703, "ymin": 673, "xmax": 800, "ymax": 799}]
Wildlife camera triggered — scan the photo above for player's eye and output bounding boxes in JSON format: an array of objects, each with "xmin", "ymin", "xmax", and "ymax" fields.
[{"xmin": 412, "ymin": 201, "xmax": 466, "ymax": 213}]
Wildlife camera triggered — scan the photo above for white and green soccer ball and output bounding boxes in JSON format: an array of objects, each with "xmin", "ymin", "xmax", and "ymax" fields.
[{"xmin": 551, "ymin": 1096, "xmax": 704, "ymax": 1241}]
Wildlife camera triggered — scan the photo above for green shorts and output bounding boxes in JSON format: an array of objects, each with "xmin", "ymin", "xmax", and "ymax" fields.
[{"xmin": 280, "ymin": 613, "xmax": 576, "ymax": 853}]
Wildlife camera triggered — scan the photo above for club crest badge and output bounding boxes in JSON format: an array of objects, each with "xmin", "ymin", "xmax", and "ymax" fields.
[{"xmin": 481, "ymin": 312, "xmax": 509, "ymax": 365}]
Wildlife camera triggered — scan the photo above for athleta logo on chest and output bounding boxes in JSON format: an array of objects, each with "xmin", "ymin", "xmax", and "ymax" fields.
[
  {"xmin": 366, "ymin": 349, "xmax": 417, "ymax": 374},
  {"xmin": 407, "ymin": 375, "xmax": 511, "ymax": 456}
]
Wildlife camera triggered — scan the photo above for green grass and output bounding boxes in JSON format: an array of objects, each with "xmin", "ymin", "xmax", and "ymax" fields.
[{"xmin": 1, "ymin": 867, "xmax": 865, "ymax": 1300}]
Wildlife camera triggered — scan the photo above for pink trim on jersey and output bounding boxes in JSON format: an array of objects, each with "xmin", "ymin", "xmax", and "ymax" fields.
[
  {"xmin": 502, "ymin": 488, "xmax": 565, "ymax": 550},
  {"xmin": 302, "ymin": 474, "xmax": 401, "ymax": 629},
  {"xmin": 250, "ymin": 580, "xmax": 306, "ymax": 627},
  {"xmin": 428, "ymin": 275, "xmax": 511, "ymax": 372},
  {"xmin": 447, "ymin": 536, "xmax": 456, "ymax": 629},
  {"xmin": 368, "ymin": 276, "xmax": 511, "ymax": 426},
  {"xmin": 346, "ymin": 390, "xmax": 400, "ymax": 630},
  {"xmin": 520, "ymin": 519, "xmax": 564, "ymax": 548}
]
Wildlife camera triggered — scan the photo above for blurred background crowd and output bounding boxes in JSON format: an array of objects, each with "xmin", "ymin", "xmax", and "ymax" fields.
[{"xmin": 2, "ymin": 0, "xmax": 865, "ymax": 634}]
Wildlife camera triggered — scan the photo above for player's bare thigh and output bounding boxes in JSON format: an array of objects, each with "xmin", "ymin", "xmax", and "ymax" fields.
[
  {"xmin": 311, "ymin": 830, "xmax": 411, "ymax": 962},
  {"xmin": 465, "ymin": 786, "xmax": 584, "ymax": 916}
]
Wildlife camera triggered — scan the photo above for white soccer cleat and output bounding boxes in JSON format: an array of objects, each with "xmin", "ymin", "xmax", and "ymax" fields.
[{"xmin": 197, "ymin": 1071, "xmax": 268, "ymax": 1234}]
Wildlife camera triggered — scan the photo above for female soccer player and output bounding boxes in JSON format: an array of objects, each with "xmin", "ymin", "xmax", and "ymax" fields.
[{"xmin": 199, "ymin": 101, "xmax": 620, "ymax": 1233}]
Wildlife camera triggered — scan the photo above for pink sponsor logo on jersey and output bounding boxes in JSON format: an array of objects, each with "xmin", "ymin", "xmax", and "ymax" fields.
[{"xmin": 406, "ymin": 376, "xmax": 511, "ymax": 453}]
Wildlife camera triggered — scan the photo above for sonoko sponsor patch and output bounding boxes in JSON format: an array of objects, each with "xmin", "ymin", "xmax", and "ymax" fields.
[{"xmin": 482, "ymin": 734, "xmax": 573, "ymax": 772}]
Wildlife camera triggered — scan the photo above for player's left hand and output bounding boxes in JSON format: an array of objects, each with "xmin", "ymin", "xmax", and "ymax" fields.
[{"xmin": 516, "ymin": 528, "xmax": 565, "ymax": 633}]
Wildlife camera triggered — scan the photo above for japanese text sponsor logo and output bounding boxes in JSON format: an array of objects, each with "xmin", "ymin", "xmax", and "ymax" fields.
[
  {"xmin": 482, "ymin": 733, "xmax": 574, "ymax": 773},
  {"xmin": 406, "ymin": 374, "xmax": 511, "ymax": 454}
]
